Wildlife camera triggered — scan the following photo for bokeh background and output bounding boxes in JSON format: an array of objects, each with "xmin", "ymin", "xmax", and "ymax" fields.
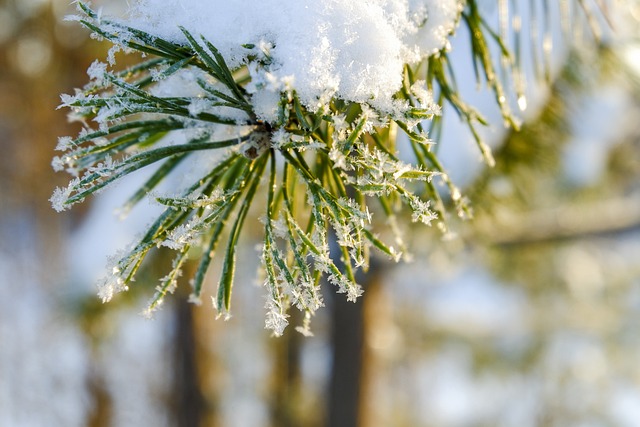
[{"xmin": 1, "ymin": 1, "xmax": 640, "ymax": 426}]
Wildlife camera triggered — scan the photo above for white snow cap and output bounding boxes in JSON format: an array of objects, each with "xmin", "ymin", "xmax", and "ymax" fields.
[{"xmin": 126, "ymin": 0, "xmax": 462, "ymax": 117}]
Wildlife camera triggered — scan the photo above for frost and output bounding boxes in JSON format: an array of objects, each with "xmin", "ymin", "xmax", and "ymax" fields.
[
  {"xmin": 331, "ymin": 114, "xmax": 348, "ymax": 136},
  {"xmin": 402, "ymin": 193, "xmax": 438, "ymax": 225},
  {"xmin": 188, "ymin": 293, "xmax": 203, "ymax": 305},
  {"xmin": 161, "ymin": 217, "xmax": 202, "ymax": 250},
  {"xmin": 51, "ymin": 156, "xmax": 65, "ymax": 172},
  {"xmin": 410, "ymin": 80, "xmax": 441, "ymax": 114},
  {"xmin": 88, "ymin": 156, "xmax": 117, "ymax": 177},
  {"xmin": 270, "ymin": 128, "xmax": 291, "ymax": 149},
  {"xmin": 295, "ymin": 311, "xmax": 315, "ymax": 337},
  {"xmin": 295, "ymin": 324, "xmax": 314, "ymax": 337},
  {"xmin": 97, "ymin": 264, "xmax": 129, "ymax": 303},
  {"xmin": 58, "ymin": 93, "xmax": 80, "ymax": 109},
  {"xmin": 55, "ymin": 136, "xmax": 74, "ymax": 152},
  {"xmin": 270, "ymin": 216, "xmax": 290, "ymax": 240},
  {"xmin": 265, "ymin": 298, "xmax": 289, "ymax": 336},
  {"xmin": 106, "ymin": 45, "xmax": 122, "ymax": 66},
  {"xmin": 87, "ymin": 60, "xmax": 108, "ymax": 85},
  {"xmin": 328, "ymin": 272, "xmax": 363, "ymax": 302},
  {"xmin": 328, "ymin": 146, "xmax": 350, "ymax": 171},
  {"xmin": 50, "ymin": 178, "xmax": 79, "ymax": 212}
]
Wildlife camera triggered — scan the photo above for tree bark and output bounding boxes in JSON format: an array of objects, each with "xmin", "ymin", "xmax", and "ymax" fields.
[
  {"xmin": 172, "ymin": 298, "xmax": 206, "ymax": 427},
  {"xmin": 326, "ymin": 260, "xmax": 381, "ymax": 427}
]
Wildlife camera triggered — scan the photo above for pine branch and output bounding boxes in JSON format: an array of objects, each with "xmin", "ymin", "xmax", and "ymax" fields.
[{"xmin": 52, "ymin": 1, "xmax": 610, "ymax": 334}]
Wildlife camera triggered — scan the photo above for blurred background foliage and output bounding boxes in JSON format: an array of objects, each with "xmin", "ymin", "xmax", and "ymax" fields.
[{"xmin": 1, "ymin": 1, "xmax": 640, "ymax": 427}]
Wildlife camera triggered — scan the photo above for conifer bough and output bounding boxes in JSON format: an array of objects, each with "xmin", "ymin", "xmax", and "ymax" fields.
[{"xmin": 52, "ymin": 1, "xmax": 608, "ymax": 335}]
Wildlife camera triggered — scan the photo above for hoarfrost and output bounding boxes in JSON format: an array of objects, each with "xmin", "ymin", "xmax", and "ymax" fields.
[
  {"xmin": 50, "ymin": 178, "xmax": 80, "ymax": 212},
  {"xmin": 265, "ymin": 298, "xmax": 289, "ymax": 337},
  {"xmin": 97, "ymin": 265, "xmax": 129, "ymax": 303},
  {"xmin": 87, "ymin": 60, "xmax": 108, "ymax": 85},
  {"xmin": 55, "ymin": 136, "xmax": 74, "ymax": 152}
]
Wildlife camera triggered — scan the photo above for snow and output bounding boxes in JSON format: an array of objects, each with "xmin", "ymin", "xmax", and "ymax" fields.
[{"xmin": 117, "ymin": 0, "xmax": 463, "ymax": 115}]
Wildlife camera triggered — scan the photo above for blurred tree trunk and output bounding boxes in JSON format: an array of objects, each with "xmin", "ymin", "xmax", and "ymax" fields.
[
  {"xmin": 326, "ymin": 261, "xmax": 381, "ymax": 427},
  {"xmin": 172, "ymin": 297, "xmax": 206, "ymax": 427},
  {"xmin": 86, "ymin": 369, "xmax": 113, "ymax": 427},
  {"xmin": 270, "ymin": 309, "xmax": 304, "ymax": 427}
]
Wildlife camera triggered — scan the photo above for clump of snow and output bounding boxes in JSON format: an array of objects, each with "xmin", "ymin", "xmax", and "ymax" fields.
[{"xmin": 122, "ymin": 0, "xmax": 462, "ymax": 115}]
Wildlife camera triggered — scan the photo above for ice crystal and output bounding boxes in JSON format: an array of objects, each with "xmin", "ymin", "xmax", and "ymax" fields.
[
  {"xmin": 51, "ymin": 156, "xmax": 65, "ymax": 172},
  {"xmin": 97, "ymin": 264, "xmax": 128, "ymax": 303},
  {"xmin": 55, "ymin": 136, "xmax": 74, "ymax": 152},
  {"xmin": 87, "ymin": 60, "xmax": 108, "ymax": 84},
  {"xmin": 50, "ymin": 178, "xmax": 79, "ymax": 212},
  {"xmin": 265, "ymin": 298, "xmax": 289, "ymax": 336}
]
